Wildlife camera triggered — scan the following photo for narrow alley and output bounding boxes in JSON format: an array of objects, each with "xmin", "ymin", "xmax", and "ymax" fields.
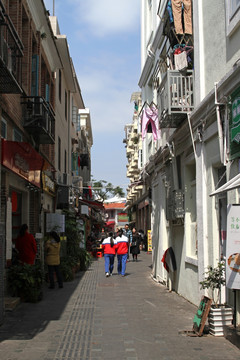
[{"xmin": 0, "ymin": 252, "xmax": 239, "ymax": 360}]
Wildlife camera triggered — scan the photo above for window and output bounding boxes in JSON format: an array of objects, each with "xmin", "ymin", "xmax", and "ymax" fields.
[
  {"xmin": 65, "ymin": 90, "xmax": 68, "ymax": 120},
  {"xmin": 231, "ymin": 0, "xmax": 240, "ymax": 17},
  {"xmin": 58, "ymin": 70, "xmax": 62, "ymax": 102},
  {"xmin": 64, "ymin": 150, "xmax": 67, "ymax": 173},
  {"xmin": 185, "ymin": 163, "xmax": 197, "ymax": 259},
  {"xmin": 226, "ymin": 0, "xmax": 240, "ymax": 36},
  {"xmin": 31, "ymin": 55, "xmax": 39, "ymax": 96},
  {"xmin": 13, "ymin": 129, "xmax": 22, "ymax": 142},
  {"xmin": 1, "ymin": 118, "xmax": 7, "ymax": 138},
  {"xmin": 58, "ymin": 136, "xmax": 61, "ymax": 171}
]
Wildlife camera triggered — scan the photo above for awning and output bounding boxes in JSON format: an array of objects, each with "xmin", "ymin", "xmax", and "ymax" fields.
[{"xmin": 210, "ymin": 173, "xmax": 240, "ymax": 197}]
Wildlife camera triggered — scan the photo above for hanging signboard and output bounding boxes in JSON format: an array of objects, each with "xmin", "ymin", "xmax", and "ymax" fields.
[{"xmin": 226, "ymin": 204, "xmax": 240, "ymax": 289}]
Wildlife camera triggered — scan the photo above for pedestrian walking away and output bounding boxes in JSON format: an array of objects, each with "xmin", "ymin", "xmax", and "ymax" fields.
[
  {"xmin": 130, "ymin": 227, "xmax": 141, "ymax": 261},
  {"xmin": 101, "ymin": 232, "xmax": 117, "ymax": 276},
  {"xmin": 123, "ymin": 223, "xmax": 132, "ymax": 261},
  {"xmin": 45, "ymin": 231, "xmax": 63, "ymax": 289},
  {"xmin": 116, "ymin": 228, "xmax": 129, "ymax": 276},
  {"xmin": 14, "ymin": 224, "xmax": 37, "ymax": 265}
]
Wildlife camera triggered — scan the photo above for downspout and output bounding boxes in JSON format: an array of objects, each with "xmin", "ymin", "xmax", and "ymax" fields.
[
  {"xmin": 187, "ymin": 113, "xmax": 197, "ymax": 161},
  {"xmin": 214, "ymin": 82, "xmax": 225, "ymax": 165}
]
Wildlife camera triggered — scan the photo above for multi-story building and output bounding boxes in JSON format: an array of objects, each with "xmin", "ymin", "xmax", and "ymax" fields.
[
  {"xmin": 0, "ymin": 0, "xmax": 93, "ymax": 323},
  {"xmin": 104, "ymin": 196, "xmax": 128, "ymax": 231},
  {"xmin": 125, "ymin": 0, "xmax": 240, "ymax": 330},
  {"xmin": 124, "ymin": 92, "xmax": 151, "ymax": 232},
  {"xmin": 0, "ymin": 0, "xmax": 61, "ymax": 323}
]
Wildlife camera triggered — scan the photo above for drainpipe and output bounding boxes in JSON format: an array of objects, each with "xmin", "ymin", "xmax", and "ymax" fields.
[
  {"xmin": 187, "ymin": 113, "xmax": 197, "ymax": 161},
  {"xmin": 214, "ymin": 82, "xmax": 225, "ymax": 165}
]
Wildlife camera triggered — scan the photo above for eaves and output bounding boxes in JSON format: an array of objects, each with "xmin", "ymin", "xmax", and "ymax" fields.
[
  {"xmin": 138, "ymin": 19, "xmax": 165, "ymax": 88},
  {"xmin": 138, "ymin": 55, "xmax": 154, "ymax": 88}
]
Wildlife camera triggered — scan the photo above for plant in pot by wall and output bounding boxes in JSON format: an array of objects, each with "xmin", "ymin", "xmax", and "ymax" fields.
[
  {"xmin": 62, "ymin": 209, "xmax": 92, "ymax": 275},
  {"xmin": 200, "ymin": 261, "xmax": 233, "ymax": 336},
  {"xmin": 7, "ymin": 263, "xmax": 44, "ymax": 303}
]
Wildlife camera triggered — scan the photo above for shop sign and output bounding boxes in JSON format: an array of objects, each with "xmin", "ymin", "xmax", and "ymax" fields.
[
  {"xmin": 147, "ymin": 230, "xmax": 152, "ymax": 252},
  {"xmin": 231, "ymin": 95, "xmax": 240, "ymax": 143},
  {"xmin": 118, "ymin": 212, "xmax": 128, "ymax": 222},
  {"xmin": 42, "ymin": 173, "xmax": 55, "ymax": 195},
  {"xmin": 226, "ymin": 204, "xmax": 240, "ymax": 289},
  {"xmin": 1, "ymin": 140, "xmax": 43, "ymax": 188},
  {"xmin": 230, "ymin": 87, "xmax": 240, "ymax": 159}
]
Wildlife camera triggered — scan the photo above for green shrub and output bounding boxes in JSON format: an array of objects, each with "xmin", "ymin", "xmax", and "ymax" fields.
[{"xmin": 7, "ymin": 263, "xmax": 44, "ymax": 303}]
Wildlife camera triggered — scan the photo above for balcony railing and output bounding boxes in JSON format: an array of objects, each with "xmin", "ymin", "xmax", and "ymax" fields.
[
  {"xmin": 22, "ymin": 96, "xmax": 55, "ymax": 144},
  {"xmin": 157, "ymin": 70, "xmax": 194, "ymax": 128},
  {"xmin": 0, "ymin": 1, "xmax": 23, "ymax": 93}
]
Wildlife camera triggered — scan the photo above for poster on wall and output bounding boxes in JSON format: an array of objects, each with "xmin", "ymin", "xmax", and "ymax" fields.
[{"xmin": 226, "ymin": 204, "xmax": 240, "ymax": 289}]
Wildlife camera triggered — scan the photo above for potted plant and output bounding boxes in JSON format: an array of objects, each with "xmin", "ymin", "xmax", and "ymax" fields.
[
  {"xmin": 200, "ymin": 261, "xmax": 233, "ymax": 336},
  {"xmin": 7, "ymin": 263, "xmax": 44, "ymax": 303}
]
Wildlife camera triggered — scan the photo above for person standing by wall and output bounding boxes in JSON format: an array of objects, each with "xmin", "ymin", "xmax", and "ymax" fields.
[
  {"xmin": 116, "ymin": 228, "xmax": 129, "ymax": 277},
  {"xmin": 15, "ymin": 224, "xmax": 37, "ymax": 265},
  {"xmin": 102, "ymin": 232, "xmax": 117, "ymax": 277},
  {"xmin": 130, "ymin": 227, "xmax": 141, "ymax": 262},
  {"xmin": 45, "ymin": 231, "xmax": 63, "ymax": 289},
  {"xmin": 123, "ymin": 223, "xmax": 132, "ymax": 261}
]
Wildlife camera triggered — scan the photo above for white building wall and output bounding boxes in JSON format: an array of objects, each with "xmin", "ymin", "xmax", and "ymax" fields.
[{"xmin": 138, "ymin": 0, "xmax": 240, "ymax": 319}]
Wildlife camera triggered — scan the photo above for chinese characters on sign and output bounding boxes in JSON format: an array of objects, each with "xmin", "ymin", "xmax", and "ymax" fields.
[{"xmin": 226, "ymin": 204, "xmax": 240, "ymax": 289}]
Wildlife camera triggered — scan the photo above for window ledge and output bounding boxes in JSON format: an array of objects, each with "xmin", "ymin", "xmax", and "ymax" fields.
[{"xmin": 185, "ymin": 256, "xmax": 198, "ymax": 267}]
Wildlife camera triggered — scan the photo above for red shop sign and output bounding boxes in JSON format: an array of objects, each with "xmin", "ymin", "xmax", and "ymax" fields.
[{"xmin": 1, "ymin": 140, "xmax": 44, "ymax": 188}]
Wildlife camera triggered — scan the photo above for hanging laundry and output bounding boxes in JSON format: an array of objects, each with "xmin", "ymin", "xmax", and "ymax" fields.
[
  {"xmin": 161, "ymin": 247, "xmax": 177, "ymax": 272},
  {"xmin": 167, "ymin": 0, "xmax": 174, "ymax": 25},
  {"xmin": 172, "ymin": 0, "xmax": 192, "ymax": 35},
  {"xmin": 141, "ymin": 104, "xmax": 161, "ymax": 141}
]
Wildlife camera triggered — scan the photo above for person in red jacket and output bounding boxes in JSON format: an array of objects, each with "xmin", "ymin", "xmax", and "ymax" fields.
[
  {"xmin": 102, "ymin": 232, "xmax": 117, "ymax": 277},
  {"xmin": 116, "ymin": 228, "xmax": 129, "ymax": 277},
  {"xmin": 15, "ymin": 224, "xmax": 37, "ymax": 265}
]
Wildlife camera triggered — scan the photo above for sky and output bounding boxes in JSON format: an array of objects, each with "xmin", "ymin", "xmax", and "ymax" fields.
[{"xmin": 43, "ymin": 0, "xmax": 141, "ymax": 195}]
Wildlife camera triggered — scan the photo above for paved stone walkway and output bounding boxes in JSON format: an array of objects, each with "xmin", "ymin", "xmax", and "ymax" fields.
[{"xmin": 0, "ymin": 252, "xmax": 239, "ymax": 359}]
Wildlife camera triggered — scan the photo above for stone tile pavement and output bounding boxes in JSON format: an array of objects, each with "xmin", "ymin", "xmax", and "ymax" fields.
[{"xmin": 0, "ymin": 252, "xmax": 239, "ymax": 359}]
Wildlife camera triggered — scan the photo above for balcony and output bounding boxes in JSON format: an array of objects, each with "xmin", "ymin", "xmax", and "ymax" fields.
[
  {"xmin": 0, "ymin": 1, "xmax": 23, "ymax": 93},
  {"xmin": 22, "ymin": 96, "xmax": 55, "ymax": 144},
  {"xmin": 158, "ymin": 70, "xmax": 194, "ymax": 128}
]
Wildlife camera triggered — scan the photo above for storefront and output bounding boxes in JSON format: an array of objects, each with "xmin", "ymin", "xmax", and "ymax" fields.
[{"xmin": 1, "ymin": 140, "xmax": 46, "ymax": 265}]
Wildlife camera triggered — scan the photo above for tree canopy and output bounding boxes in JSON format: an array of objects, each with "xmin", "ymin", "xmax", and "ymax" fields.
[{"xmin": 91, "ymin": 179, "xmax": 125, "ymax": 202}]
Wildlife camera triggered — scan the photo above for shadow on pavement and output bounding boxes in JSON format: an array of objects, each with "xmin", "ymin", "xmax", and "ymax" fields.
[{"xmin": 0, "ymin": 267, "xmax": 91, "ymax": 342}]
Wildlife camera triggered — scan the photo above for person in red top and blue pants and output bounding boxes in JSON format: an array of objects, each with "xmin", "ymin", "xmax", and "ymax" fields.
[
  {"xmin": 116, "ymin": 229, "xmax": 129, "ymax": 277},
  {"xmin": 102, "ymin": 232, "xmax": 117, "ymax": 277}
]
